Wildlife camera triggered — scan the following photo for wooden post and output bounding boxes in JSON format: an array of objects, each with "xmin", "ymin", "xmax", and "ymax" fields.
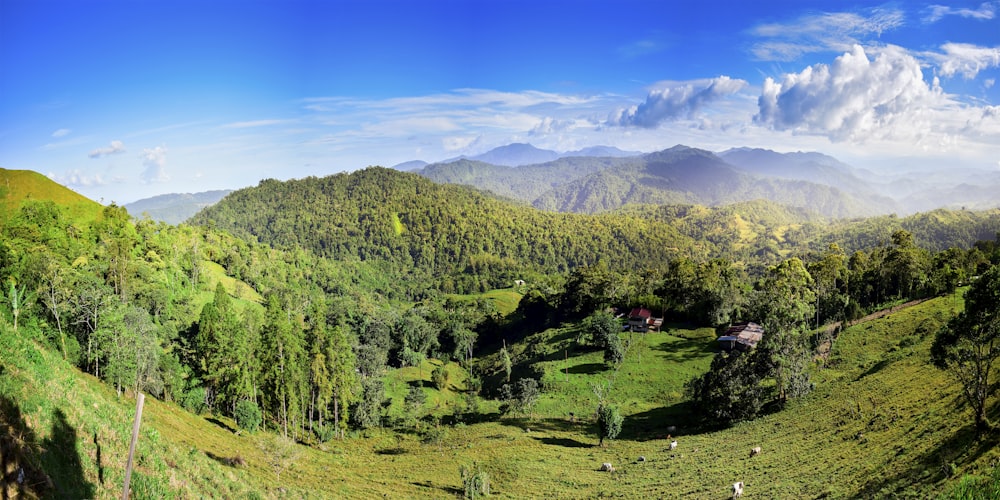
[{"xmin": 122, "ymin": 393, "xmax": 145, "ymax": 500}]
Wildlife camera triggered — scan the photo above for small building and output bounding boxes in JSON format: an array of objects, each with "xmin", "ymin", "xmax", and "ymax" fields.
[
  {"xmin": 628, "ymin": 308, "xmax": 662, "ymax": 332},
  {"xmin": 718, "ymin": 322, "xmax": 764, "ymax": 351}
]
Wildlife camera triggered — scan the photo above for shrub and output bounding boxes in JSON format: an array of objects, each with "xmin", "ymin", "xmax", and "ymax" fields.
[
  {"xmin": 460, "ymin": 463, "xmax": 491, "ymax": 499},
  {"xmin": 180, "ymin": 386, "xmax": 207, "ymax": 415},
  {"xmin": 597, "ymin": 404, "xmax": 623, "ymax": 446},
  {"xmin": 234, "ymin": 400, "xmax": 262, "ymax": 433},
  {"xmin": 432, "ymin": 365, "xmax": 449, "ymax": 390}
]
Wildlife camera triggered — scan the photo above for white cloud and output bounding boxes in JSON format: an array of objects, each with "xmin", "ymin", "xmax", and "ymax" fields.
[
  {"xmin": 140, "ymin": 146, "xmax": 169, "ymax": 183},
  {"xmin": 611, "ymin": 76, "xmax": 748, "ymax": 128},
  {"xmin": 755, "ymin": 45, "xmax": 950, "ymax": 142},
  {"xmin": 618, "ymin": 38, "xmax": 665, "ymax": 59},
  {"xmin": 931, "ymin": 43, "xmax": 1000, "ymax": 79},
  {"xmin": 89, "ymin": 140, "xmax": 126, "ymax": 158},
  {"xmin": 51, "ymin": 128, "xmax": 71, "ymax": 138},
  {"xmin": 924, "ymin": 2, "xmax": 996, "ymax": 22},
  {"xmin": 47, "ymin": 169, "xmax": 108, "ymax": 187},
  {"xmin": 749, "ymin": 8, "xmax": 904, "ymax": 61}
]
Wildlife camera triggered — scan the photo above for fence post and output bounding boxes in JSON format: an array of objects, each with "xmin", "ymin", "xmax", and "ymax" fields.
[{"xmin": 122, "ymin": 393, "xmax": 145, "ymax": 500}]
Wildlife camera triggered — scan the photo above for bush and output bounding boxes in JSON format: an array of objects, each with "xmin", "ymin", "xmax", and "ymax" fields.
[
  {"xmin": 460, "ymin": 463, "xmax": 490, "ymax": 499},
  {"xmin": 597, "ymin": 404, "xmax": 623, "ymax": 445},
  {"xmin": 234, "ymin": 400, "xmax": 262, "ymax": 433},
  {"xmin": 315, "ymin": 424, "xmax": 336, "ymax": 443},
  {"xmin": 432, "ymin": 365, "xmax": 449, "ymax": 390},
  {"xmin": 180, "ymin": 386, "xmax": 208, "ymax": 415}
]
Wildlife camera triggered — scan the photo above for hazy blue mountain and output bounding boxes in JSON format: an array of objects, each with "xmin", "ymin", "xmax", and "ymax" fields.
[
  {"xmin": 467, "ymin": 143, "xmax": 561, "ymax": 166},
  {"xmin": 563, "ymin": 145, "xmax": 641, "ymax": 158},
  {"xmin": 420, "ymin": 156, "xmax": 639, "ymax": 202},
  {"xmin": 533, "ymin": 145, "xmax": 890, "ymax": 218},
  {"xmin": 125, "ymin": 190, "xmax": 232, "ymax": 224},
  {"xmin": 392, "ymin": 160, "xmax": 428, "ymax": 171}
]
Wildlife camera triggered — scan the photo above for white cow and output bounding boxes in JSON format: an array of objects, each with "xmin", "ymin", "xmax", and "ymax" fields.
[
  {"xmin": 750, "ymin": 446, "xmax": 762, "ymax": 457},
  {"xmin": 600, "ymin": 462, "xmax": 615, "ymax": 472},
  {"xmin": 732, "ymin": 481, "xmax": 744, "ymax": 499},
  {"xmin": 669, "ymin": 439, "xmax": 678, "ymax": 450}
]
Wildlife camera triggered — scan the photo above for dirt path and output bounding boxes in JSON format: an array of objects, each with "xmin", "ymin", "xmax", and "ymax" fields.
[{"xmin": 815, "ymin": 298, "xmax": 930, "ymax": 361}]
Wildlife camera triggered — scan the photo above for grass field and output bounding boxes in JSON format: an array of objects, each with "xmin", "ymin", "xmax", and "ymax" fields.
[{"xmin": 3, "ymin": 289, "xmax": 997, "ymax": 498}]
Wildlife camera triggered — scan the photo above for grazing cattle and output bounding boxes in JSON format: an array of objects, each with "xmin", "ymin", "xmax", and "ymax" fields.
[
  {"xmin": 669, "ymin": 440, "xmax": 678, "ymax": 450},
  {"xmin": 600, "ymin": 462, "xmax": 615, "ymax": 472},
  {"xmin": 637, "ymin": 456, "xmax": 646, "ymax": 463},
  {"xmin": 732, "ymin": 481, "xmax": 744, "ymax": 499},
  {"xmin": 750, "ymin": 446, "xmax": 761, "ymax": 457}
]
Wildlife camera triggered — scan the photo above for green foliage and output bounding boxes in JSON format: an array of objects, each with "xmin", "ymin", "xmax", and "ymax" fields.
[
  {"xmin": 596, "ymin": 403, "xmax": 623, "ymax": 445},
  {"xmin": 499, "ymin": 378, "xmax": 540, "ymax": 418},
  {"xmin": 180, "ymin": 386, "xmax": 209, "ymax": 415},
  {"xmin": 432, "ymin": 365, "xmax": 449, "ymax": 390},
  {"xmin": 686, "ymin": 351, "xmax": 766, "ymax": 425},
  {"xmin": 932, "ymin": 264, "xmax": 1000, "ymax": 434},
  {"xmin": 460, "ymin": 462, "xmax": 491, "ymax": 499},
  {"xmin": 234, "ymin": 400, "xmax": 262, "ymax": 433}
]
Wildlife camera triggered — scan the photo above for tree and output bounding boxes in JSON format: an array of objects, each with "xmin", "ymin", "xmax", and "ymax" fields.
[
  {"xmin": 500, "ymin": 344, "xmax": 512, "ymax": 383},
  {"xmin": 499, "ymin": 378, "xmax": 540, "ymax": 418},
  {"xmin": 686, "ymin": 351, "xmax": 765, "ymax": 425},
  {"xmin": 932, "ymin": 265, "xmax": 1000, "ymax": 434},
  {"xmin": 596, "ymin": 403, "xmax": 623, "ymax": 446}
]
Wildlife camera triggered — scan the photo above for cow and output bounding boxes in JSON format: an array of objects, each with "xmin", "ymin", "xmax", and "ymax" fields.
[
  {"xmin": 600, "ymin": 462, "xmax": 615, "ymax": 472},
  {"xmin": 669, "ymin": 439, "xmax": 678, "ymax": 450},
  {"xmin": 750, "ymin": 446, "xmax": 761, "ymax": 457},
  {"xmin": 732, "ymin": 481, "xmax": 744, "ymax": 499}
]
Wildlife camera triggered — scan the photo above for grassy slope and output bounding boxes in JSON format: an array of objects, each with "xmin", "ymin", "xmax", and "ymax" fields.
[
  {"xmin": 0, "ymin": 168, "xmax": 102, "ymax": 225},
  {"xmin": 4, "ymin": 291, "xmax": 994, "ymax": 498}
]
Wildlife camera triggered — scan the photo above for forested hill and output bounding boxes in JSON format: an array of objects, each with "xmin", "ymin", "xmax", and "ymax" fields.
[{"xmin": 189, "ymin": 167, "xmax": 696, "ymax": 289}]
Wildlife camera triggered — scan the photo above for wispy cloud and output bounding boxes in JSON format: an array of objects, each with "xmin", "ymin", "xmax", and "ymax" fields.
[
  {"xmin": 755, "ymin": 44, "xmax": 951, "ymax": 142},
  {"xmin": 929, "ymin": 43, "xmax": 1000, "ymax": 79},
  {"xmin": 221, "ymin": 119, "xmax": 293, "ymax": 129},
  {"xmin": 618, "ymin": 37, "xmax": 666, "ymax": 59},
  {"xmin": 51, "ymin": 128, "xmax": 71, "ymax": 138},
  {"xmin": 924, "ymin": 2, "xmax": 997, "ymax": 23},
  {"xmin": 610, "ymin": 77, "xmax": 748, "ymax": 128},
  {"xmin": 749, "ymin": 8, "xmax": 905, "ymax": 61},
  {"xmin": 89, "ymin": 140, "xmax": 126, "ymax": 158},
  {"xmin": 140, "ymin": 146, "xmax": 169, "ymax": 183}
]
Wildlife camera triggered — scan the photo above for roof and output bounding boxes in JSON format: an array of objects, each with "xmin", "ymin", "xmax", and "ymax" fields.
[{"xmin": 629, "ymin": 308, "xmax": 652, "ymax": 319}]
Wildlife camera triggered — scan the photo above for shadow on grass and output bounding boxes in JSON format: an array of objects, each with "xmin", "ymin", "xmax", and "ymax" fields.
[
  {"xmin": 566, "ymin": 362, "xmax": 608, "ymax": 375},
  {"xmin": 856, "ymin": 419, "xmax": 999, "ymax": 497},
  {"xmin": 205, "ymin": 450, "xmax": 246, "ymax": 467},
  {"xmin": 375, "ymin": 447, "xmax": 408, "ymax": 455},
  {"xmin": 650, "ymin": 337, "xmax": 718, "ymax": 364},
  {"xmin": 533, "ymin": 436, "xmax": 593, "ymax": 448},
  {"xmin": 620, "ymin": 401, "xmax": 701, "ymax": 441},
  {"xmin": 412, "ymin": 480, "xmax": 463, "ymax": 496},
  {"xmin": 497, "ymin": 416, "xmax": 588, "ymax": 434},
  {"xmin": 1, "ymin": 396, "xmax": 55, "ymax": 498},
  {"xmin": 206, "ymin": 417, "xmax": 235, "ymax": 433}
]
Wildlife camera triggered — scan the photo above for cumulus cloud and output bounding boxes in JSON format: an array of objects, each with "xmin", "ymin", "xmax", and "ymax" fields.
[
  {"xmin": 749, "ymin": 8, "xmax": 904, "ymax": 61},
  {"xmin": 924, "ymin": 2, "xmax": 996, "ymax": 23},
  {"xmin": 931, "ymin": 43, "xmax": 1000, "ymax": 79},
  {"xmin": 610, "ymin": 76, "xmax": 748, "ymax": 128},
  {"xmin": 89, "ymin": 140, "xmax": 126, "ymax": 158},
  {"xmin": 51, "ymin": 128, "xmax": 71, "ymax": 138},
  {"xmin": 140, "ymin": 146, "xmax": 169, "ymax": 183},
  {"xmin": 755, "ymin": 44, "xmax": 948, "ymax": 142},
  {"xmin": 47, "ymin": 169, "xmax": 108, "ymax": 187}
]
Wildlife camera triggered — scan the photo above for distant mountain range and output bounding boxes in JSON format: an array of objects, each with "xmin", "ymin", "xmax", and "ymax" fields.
[
  {"xmin": 124, "ymin": 141, "xmax": 1000, "ymax": 223},
  {"xmin": 418, "ymin": 144, "xmax": 899, "ymax": 218},
  {"xmin": 124, "ymin": 190, "xmax": 232, "ymax": 224}
]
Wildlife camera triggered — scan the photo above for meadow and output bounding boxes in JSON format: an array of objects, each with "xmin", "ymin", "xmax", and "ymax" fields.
[{"xmin": 4, "ymin": 288, "xmax": 995, "ymax": 498}]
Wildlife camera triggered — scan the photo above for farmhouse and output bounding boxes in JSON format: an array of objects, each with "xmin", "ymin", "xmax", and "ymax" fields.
[
  {"xmin": 717, "ymin": 322, "xmax": 764, "ymax": 351},
  {"xmin": 627, "ymin": 307, "xmax": 663, "ymax": 332}
]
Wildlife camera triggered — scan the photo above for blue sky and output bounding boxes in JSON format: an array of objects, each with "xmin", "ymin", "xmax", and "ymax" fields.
[{"xmin": 1, "ymin": 0, "xmax": 999, "ymax": 204}]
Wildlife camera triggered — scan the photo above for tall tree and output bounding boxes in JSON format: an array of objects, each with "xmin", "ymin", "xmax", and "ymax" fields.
[{"xmin": 932, "ymin": 265, "xmax": 1000, "ymax": 434}]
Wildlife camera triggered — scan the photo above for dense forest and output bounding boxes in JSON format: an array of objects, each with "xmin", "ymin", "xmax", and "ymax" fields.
[{"xmin": 4, "ymin": 166, "xmax": 1000, "ymax": 497}]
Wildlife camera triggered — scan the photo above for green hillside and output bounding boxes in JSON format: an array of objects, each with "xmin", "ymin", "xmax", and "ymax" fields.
[
  {"xmin": 0, "ymin": 168, "xmax": 102, "ymax": 226},
  {"xmin": 4, "ymin": 290, "xmax": 996, "ymax": 498}
]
